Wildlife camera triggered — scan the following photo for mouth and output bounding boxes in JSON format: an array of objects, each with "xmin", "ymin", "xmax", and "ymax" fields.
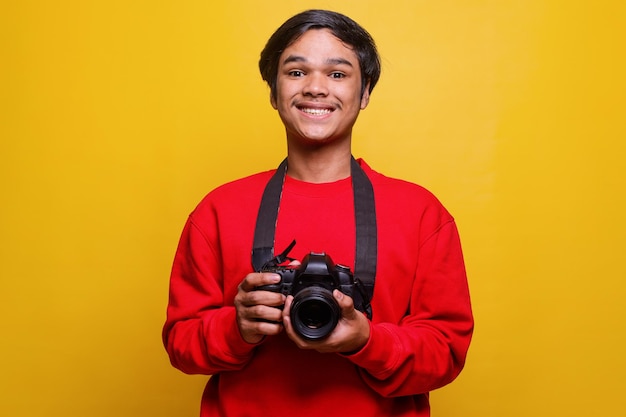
[{"xmin": 296, "ymin": 105, "xmax": 334, "ymax": 116}]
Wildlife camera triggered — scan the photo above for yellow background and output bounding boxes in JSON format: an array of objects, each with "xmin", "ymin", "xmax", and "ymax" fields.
[{"xmin": 2, "ymin": 1, "xmax": 625, "ymax": 416}]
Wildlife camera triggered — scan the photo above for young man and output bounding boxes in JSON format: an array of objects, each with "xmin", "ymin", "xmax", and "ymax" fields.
[{"xmin": 163, "ymin": 9, "xmax": 473, "ymax": 417}]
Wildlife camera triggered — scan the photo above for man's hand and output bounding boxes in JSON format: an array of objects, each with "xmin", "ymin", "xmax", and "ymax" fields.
[
  {"xmin": 234, "ymin": 272, "xmax": 286, "ymax": 344},
  {"xmin": 282, "ymin": 289, "xmax": 370, "ymax": 353}
]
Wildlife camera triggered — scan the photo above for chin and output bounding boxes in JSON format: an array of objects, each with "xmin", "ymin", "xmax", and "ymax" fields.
[
  {"xmin": 286, "ymin": 126, "xmax": 350, "ymax": 149},
  {"xmin": 299, "ymin": 135, "xmax": 338, "ymax": 147}
]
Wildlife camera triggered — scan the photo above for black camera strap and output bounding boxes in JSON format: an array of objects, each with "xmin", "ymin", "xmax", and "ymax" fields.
[{"xmin": 251, "ymin": 157, "xmax": 377, "ymax": 312}]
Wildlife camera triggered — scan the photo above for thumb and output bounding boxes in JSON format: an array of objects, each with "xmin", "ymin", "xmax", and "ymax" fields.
[{"xmin": 333, "ymin": 290, "xmax": 356, "ymax": 314}]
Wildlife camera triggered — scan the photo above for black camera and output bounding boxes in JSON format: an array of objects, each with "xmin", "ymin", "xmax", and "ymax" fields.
[{"xmin": 257, "ymin": 252, "xmax": 370, "ymax": 341}]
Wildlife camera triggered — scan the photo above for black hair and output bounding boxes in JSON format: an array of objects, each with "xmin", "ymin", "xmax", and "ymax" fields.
[{"xmin": 259, "ymin": 9, "xmax": 381, "ymax": 101}]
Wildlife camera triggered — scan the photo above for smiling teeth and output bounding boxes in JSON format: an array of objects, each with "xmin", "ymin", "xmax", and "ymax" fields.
[{"xmin": 301, "ymin": 108, "xmax": 332, "ymax": 115}]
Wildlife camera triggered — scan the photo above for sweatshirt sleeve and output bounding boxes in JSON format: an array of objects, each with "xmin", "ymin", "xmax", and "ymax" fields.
[
  {"xmin": 345, "ymin": 218, "xmax": 474, "ymax": 397},
  {"xmin": 162, "ymin": 213, "xmax": 258, "ymax": 375}
]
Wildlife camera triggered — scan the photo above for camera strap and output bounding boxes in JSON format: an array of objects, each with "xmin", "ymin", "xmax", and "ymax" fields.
[{"xmin": 251, "ymin": 157, "xmax": 377, "ymax": 312}]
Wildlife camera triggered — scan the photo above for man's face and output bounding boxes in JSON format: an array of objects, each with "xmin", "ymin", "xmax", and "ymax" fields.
[{"xmin": 271, "ymin": 29, "xmax": 370, "ymax": 147}]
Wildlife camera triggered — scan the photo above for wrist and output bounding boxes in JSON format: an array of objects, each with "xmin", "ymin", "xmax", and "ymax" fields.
[{"xmin": 341, "ymin": 315, "xmax": 370, "ymax": 355}]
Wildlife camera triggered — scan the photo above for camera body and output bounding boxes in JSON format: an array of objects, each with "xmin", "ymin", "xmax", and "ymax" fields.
[{"xmin": 257, "ymin": 252, "xmax": 367, "ymax": 341}]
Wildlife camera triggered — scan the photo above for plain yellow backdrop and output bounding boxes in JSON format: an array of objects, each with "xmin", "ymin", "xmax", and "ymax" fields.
[{"xmin": 1, "ymin": 1, "xmax": 625, "ymax": 416}]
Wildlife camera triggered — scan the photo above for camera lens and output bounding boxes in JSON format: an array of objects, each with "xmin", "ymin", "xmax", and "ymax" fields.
[
  {"xmin": 290, "ymin": 286, "xmax": 340, "ymax": 341},
  {"xmin": 299, "ymin": 300, "xmax": 331, "ymax": 329}
]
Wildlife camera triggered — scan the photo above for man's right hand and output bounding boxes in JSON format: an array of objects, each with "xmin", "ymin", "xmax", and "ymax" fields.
[{"xmin": 234, "ymin": 272, "xmax": 286, "ymax": 344}]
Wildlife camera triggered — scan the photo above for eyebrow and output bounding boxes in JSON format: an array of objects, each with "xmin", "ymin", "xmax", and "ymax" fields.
[{"xmin": 282, "ymin": 55, "xmax": 354, "ymax": 68}]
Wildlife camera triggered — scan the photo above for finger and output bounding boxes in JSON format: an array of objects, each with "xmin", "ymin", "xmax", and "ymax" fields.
[
  {"xmin": 254, "ymin": 320, "xmax": 284, "ymax": 336},
  {"xmin": 281, "ymin": 295, "xmax": 293, "ymax": 325},
  {"xmin": 239, "ymin": 272, "xmax": 281, "ymax": 292},
  {"xmin": 283, "ymin": 295, "xmax": 309, "ymax": 344},
  {"xmin": 244, "ymin": 304, "xmax": 284, "ymax": 323},
  {"xmin": 333, "ymin": 290, "xmax": 356, "ymax": 316},
  {"xmin": 238, "ymin": 314, "xmax": 283, "ymax": 343},
  {"xmin": 241, "ymin": 289, "xmax": 286, "ymax": 308}
]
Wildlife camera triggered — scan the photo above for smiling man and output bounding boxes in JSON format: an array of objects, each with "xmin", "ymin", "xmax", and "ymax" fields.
[
  {"xmin": 163, "ymin": 9, "xmax": 473, "ymax": 417},
  {"xmin": 270, "ymin": 28, "xmax": 370, "ymax": 180}
]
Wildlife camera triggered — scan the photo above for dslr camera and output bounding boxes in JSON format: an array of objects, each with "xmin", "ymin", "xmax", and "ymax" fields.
[{"xmin": 257, "ymin": 252, "xmax": 371, "ymax": 341}]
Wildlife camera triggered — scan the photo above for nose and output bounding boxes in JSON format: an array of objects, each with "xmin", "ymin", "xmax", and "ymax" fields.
[{"xmin": 303, "ymin": 72, "xmax": 328, "ymax": 97}]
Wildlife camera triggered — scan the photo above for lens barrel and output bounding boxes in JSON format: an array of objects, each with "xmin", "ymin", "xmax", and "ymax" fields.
[{"xmin": 290, "ymin": 286, "xmax": 340, "ymax": 341}]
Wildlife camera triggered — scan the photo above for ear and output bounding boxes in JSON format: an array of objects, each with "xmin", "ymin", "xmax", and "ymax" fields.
[
  {"xmin": 270, "ymin": 91, "xmax": 278, "ymax": 110},
  {"xmin": 360, "ymin": 83, "xmax": 371, "ymax": 110}
]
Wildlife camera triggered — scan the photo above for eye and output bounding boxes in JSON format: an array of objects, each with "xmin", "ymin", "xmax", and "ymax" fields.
[
  {"xmin": 288, "ymin": 70, "xmax": 305, "ymax": 77},
  {"xmin": 330, "ymin": 72, "xmax": 345, "ymax": 79}
]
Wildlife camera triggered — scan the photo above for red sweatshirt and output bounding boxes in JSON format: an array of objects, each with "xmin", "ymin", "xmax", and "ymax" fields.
[{"xmin": 163, "ymin": 159, "xmax": 473, "ymax": 417}]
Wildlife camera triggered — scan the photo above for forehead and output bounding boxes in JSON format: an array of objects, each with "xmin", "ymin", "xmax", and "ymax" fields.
[{"xmin": 280, "ymin": 28, "xmax": 360, "ymax": 67}]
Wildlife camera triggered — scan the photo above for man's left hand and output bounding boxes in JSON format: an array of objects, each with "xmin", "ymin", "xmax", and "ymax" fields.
[{"xmin": 282, "ymin": 290, "xmax": 370, "ymax": 354}]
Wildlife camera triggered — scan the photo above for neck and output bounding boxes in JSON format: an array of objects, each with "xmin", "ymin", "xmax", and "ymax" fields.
[{"xmin": 286, "ymin": 148, "xmax": 352, "ymax": 183}]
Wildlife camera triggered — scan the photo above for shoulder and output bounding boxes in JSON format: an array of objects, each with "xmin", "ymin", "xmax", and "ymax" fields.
[
  {"xmin": 210, "ymin": 169, "xmax": 275, "ymax": 199},
  {"xmin": 191, "ymin": 168, "xmax": 276, "ymax": 217},
  {"xmin": 358, "ymin": 159, "xmax": 454, "ymax": 223},
  {"xmin": 360, "ymin": 160, "xmax": 444, "ymax": 204}
]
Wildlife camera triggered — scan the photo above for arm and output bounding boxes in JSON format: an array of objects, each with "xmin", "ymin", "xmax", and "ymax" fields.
[
  {"xmin": 281, "ymin": 217, "xmax": 473, "ymax": 396},
  {"xmin": 162, "ymin": 216, "xmax": 284, "ymax": 374},
  {"xmin": 162, "ymin": 218, "xmax": 253, "ymax": 374},
  {"xmin": 348, "ymin": 219, "xmax": 474, "ymax": 396}
]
